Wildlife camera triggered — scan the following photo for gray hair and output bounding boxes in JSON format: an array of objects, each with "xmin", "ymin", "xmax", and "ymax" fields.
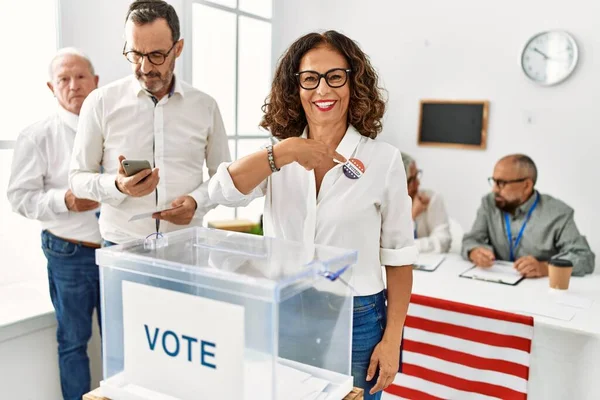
[
  {"xmin": 48, "ymin": 47, "xmax": 96, "ymax": 80},
  {"xmin": 400, "ymin": 152, "xmax": 416, "ymax": 175},
  {"xmin": 507, "ymin": 154, "xmax": 538, "ymax": 185},
  {"xmin": 126, "ymin": 0, "xmax": 180, "ymax": 42}
]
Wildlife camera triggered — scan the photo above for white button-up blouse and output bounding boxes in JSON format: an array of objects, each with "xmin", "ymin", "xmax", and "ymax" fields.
[{"xmin": 209, "ymin": 125, "xmax": 418, "ymax": 296}]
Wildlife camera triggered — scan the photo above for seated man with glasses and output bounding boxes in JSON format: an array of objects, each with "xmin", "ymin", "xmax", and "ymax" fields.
[
  {"xmin": 462, "ymin": 154, "xmax": 595, "ymax": 277},
  {"xmin": 401, "ymin": 153, "xmax": 451, "ymax": 253}
]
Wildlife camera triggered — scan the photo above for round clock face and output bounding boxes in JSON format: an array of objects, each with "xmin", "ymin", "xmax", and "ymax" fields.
[{"xmin": 521, "ymin": 31, "xmax": 578, "ymax": 86}]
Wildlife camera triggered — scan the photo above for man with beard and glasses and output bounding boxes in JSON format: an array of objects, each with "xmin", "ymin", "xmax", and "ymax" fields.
[
  {"xmin": 69, "ymin": 0, "xmax": 230, "ymax": 245},
  {"xmin": 462, "ymin": 154, "xmax": 594, "ymax": 277}
]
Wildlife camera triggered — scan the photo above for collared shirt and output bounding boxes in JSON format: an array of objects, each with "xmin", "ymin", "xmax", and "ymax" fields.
[
  {"xmin": 461, "ymin": 191, "xmax": 595, "ymax": 276},
  {"xmin": 7, "ymin": 106, "xmax": 101, "ymax": 243},
  {"xmin": 208, "ymin": 125, "xmax": 418, "ymax": 296},
  {"xmin": 69, "ymin": 75, "xmax": 231, "ymax": 244},
  {"xmin": 414, "ymin": 189, "xmax": 451, "ymax": 253}
]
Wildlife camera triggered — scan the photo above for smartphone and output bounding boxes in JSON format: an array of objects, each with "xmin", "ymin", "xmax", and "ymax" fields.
[{"xmin": 121, "ymin": 159, "xmax": 152, "ymax": 177}]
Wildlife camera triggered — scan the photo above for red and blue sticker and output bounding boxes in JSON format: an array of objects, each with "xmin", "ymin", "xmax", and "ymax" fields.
[{"xmin": 343, "ymin": 158, "xmax": 365, "ymax": 179}]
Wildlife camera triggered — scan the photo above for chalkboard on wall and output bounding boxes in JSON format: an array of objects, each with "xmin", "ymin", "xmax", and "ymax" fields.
[{"xmin": 418, "ymin": 100, "xmax": 489, "ymax": 150}]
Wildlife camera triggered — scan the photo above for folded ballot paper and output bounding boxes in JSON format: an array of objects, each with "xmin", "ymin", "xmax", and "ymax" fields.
[{"xmin": 128, "ymin": 206, "xmax": 183, "ymax": 222}]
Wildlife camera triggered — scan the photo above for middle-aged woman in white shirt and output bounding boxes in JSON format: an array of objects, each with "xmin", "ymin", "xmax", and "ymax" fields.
[{"xmin": 208, "ymin": 30, "xmax": 417, "ymax": 399}]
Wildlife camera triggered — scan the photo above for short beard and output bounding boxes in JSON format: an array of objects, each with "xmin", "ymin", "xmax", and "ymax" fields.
[
  {"xmin": 495, "ymin": 197, "xmax": 521, "ymax": 214},
  {"xmin": 136, "ymin": 57, "xmax": 175, "ymax": 95}
]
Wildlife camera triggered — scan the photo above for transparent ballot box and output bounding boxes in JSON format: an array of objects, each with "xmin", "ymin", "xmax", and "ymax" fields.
[{"xmin": 96, "ymin": 227, "xmax": 357, "ymax": 400}]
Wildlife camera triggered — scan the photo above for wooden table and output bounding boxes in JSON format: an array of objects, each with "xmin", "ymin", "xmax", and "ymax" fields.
[{"xmin": 84, "ymin": 386, "xmax": 364, "ymax": 399}]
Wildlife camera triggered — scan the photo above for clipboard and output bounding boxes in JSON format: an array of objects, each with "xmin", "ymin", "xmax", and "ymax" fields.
[
  {"xmin": 459, "ymin": 263, "xmax": 525, "ymax": 286},
  {"xmin": 413, "ymin": 254, "xmax": 446, "ymax": 272}
]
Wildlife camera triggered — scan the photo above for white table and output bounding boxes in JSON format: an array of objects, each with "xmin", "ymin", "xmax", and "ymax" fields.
[{"xmin": 409, "ymin": 255, "xmax": 600, "ymax": 400}]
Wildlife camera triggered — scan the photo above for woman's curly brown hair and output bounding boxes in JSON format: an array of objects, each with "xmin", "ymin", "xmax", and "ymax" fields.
[{"xmin": 260, "ymin": 30, "xmax": 386, "ymax": 139}]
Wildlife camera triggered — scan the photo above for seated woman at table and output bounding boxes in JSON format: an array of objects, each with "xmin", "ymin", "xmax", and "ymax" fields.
[
  {"xmin": 401, "ymin": 152, "xmax": 451, "ymax": 253},
  {"xmin": 208, "ymin": 30, "xmax": 417, "ymax": 398}
]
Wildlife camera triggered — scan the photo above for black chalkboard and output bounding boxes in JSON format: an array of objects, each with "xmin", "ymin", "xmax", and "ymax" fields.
[{"xmin": 418, "ymin": 100, "xmax": 489, "ymax": 149}]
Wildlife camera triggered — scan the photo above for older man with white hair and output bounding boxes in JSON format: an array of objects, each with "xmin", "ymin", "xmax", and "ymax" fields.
[{"xmin": 7, "ymin": 48, "xmax": 101, "ymax": 400}]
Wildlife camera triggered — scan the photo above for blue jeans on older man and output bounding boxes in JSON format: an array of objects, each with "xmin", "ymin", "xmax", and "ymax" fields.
[{"xmin": 42, "ymin": 230, "xmax": 101, "ymax": 400}]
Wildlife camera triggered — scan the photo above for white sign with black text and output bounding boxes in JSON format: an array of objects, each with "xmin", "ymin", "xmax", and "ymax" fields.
[{"xmin": 122, "ymin": 281, "xmax": 245, "ymax": 399}]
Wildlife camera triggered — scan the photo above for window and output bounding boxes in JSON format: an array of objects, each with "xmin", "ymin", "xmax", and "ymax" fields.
[
  {"xmin": 186, "ymin": 0, "xmax": 272, "ymax": 225},
  {"xmin": 0, "ymin": 0, "xmax": 58, "ymax": 286}
]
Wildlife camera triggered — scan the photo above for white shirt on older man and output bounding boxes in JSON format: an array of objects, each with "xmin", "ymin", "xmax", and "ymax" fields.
[
  {"xmin": 8, "ymin": 106, "xmax": 101, "ymax": 244},
  {"xmin": 69, "ymin": 75, "xmax": 230, "ymax": 244}
]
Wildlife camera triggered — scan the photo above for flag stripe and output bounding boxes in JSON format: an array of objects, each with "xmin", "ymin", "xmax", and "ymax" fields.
[
  {"xmin": 404, "ymin": 327, "xmax": 530, "ymax": 366},
  {"xmin": 393, "ymin": 374, "xmax": 496, "ymax": 400},
  {"xmin": 403, "ymin": 339, "xmax": 529, "ymax": 379},
  {"xmin": 403, "ymin": 351, "xmax": 527, "ymax": 393},
  {"xmin": 405, "ymin": 315, "xmax": 532, "ymax": 352},
  {"xmin": 403, "ymin": 364, "xmax": 527, "ymax": 400},
  {"xmin": 384, "ymin": 384, "xmax": 444, "ymax": 400},
  {"xmin": 388, "ymin": 374, "xmax": 499, "ymax": 400},
  {"xmin": 410, "ymin": 294, "xmax": 534, "ymax": 327},
  {"xmin": 408, "ymin": 303, "xmax": 534, "ymax": 339}
]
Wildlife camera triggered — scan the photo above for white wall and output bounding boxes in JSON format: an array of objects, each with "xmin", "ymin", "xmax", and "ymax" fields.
[
  {"xmin": 58, "ymin": 0, "xmax": 184, "ymax": 85},
  {"xmin": 0, "ymin": 325, "xmax": 62, "ymax": 399},
  {"xmin": 272, "ymin": 0, "xmax": 600, "ymax": 257}
]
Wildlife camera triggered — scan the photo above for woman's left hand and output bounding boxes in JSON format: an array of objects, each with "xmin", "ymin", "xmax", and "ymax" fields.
[{"xmin": 366, "ymin": 338, "xmax": 400, "ymax": 395}]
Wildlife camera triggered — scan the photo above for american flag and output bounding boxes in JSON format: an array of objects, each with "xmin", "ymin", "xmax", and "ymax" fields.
[{"xmin": 383, "ymin": 294, "xmax": 534, "ymax": 400}]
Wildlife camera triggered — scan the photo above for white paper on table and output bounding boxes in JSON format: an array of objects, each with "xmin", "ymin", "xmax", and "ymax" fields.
[
  {"xmin": 122, "ymin": 383, "xmax": 180, "ymax": 400},
  {"xmin": 413, "ymin": 254, "xmax": 446, "ymax": 271},
  {"xmin": 277, "ymin": 364, "xmax": 333, "ymax": 400},
  {"xmin": 460, "ymin": 261, "xmax": 523, "ymax": 285},
  {"xmin": 278, "ymin": 363, "xmax": 313, "ymax": 384},
  {"xmin": 548, "ymin": 289, "xmax": 594, "ymax": 309},
  {"xmin": 277, "ymin": 367, "xmax": 317, "ymax": 400},
  {"xmin": 302, "ymin": 391, "xmax": 326, "ymax": 400},
  {"xmin": 299, "ymin": 377, "xmax": 330, "ymax": 399},
  {"xmin": 509, "ymin": 303, "xmax": 577, "ymax": 321},
  {"xmin": 128, "ymin": 206, "xmax": 182, "ymax": 222}
]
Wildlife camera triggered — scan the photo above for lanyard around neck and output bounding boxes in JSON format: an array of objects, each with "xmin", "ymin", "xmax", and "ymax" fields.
[{"xmin": 504, "ymin": 193, "xmax": 540, "ymax": 261}]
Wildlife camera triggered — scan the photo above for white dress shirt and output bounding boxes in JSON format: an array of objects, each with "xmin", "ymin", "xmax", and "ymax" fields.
[
  {"xmin": 414, "ymin": 189, "xmax": 451, "ymax": 253},
  {"xmin": 7, "ymin": 106, "xmax": 101, "ymax": 243},
  {"xmin": 69, "ymin": 75, "xmax": 231, "ymax": 244},
  {"xmin": 209, "ymin": 125, "xmax": 418, "ymax": 296}
]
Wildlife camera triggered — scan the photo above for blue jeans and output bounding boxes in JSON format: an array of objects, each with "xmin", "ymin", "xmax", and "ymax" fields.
[
  {"xmin": 352, "ymin": 290, "xmax": 387, "ymax": 400},
  {"xmin": 42, "ymin": 230, "xmax": 101, "ymax": 400}
]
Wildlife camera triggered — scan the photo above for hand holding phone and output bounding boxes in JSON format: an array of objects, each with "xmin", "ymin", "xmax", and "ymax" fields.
[{"xmin": 116, "ymin": 155, "xmax": 160, "ymax": 197}]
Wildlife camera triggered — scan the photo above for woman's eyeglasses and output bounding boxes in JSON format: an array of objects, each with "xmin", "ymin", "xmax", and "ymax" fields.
[{"xmin": 295, "ymin": 68, "xmax": 351, "ymax": 90}]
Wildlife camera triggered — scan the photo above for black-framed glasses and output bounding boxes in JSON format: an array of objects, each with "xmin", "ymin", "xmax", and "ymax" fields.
[
  {"xmin": 123, "ymin": 42, "xmax": 177, "ymax": 66},
  {"xmin": 407, "ymin": 170, "xmax": 423, "ymax": 185},
  {"xmin": 488, "ymin": 177, "xmax": 528, "ymax": 189},
  {"xmin": 295, "ymin": 68, "xmax": 351, "ymax": 90}
]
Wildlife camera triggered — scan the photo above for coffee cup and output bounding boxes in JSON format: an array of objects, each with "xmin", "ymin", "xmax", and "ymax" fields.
[{"xmin": 548, "ymin": 259, "xmax": 573, "ymax": 290}]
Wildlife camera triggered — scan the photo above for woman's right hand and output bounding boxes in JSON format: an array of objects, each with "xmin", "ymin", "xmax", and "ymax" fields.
[
  {"xmin": 275, "ymin": 137, "xmax": 346, "ymax": 171},
  {"xmin": 411, "ymin": 192, "xmax": 430, "ymax": 219}
]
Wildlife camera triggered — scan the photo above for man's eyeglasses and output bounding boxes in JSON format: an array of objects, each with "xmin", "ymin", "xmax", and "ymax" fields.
[
  {"xmin": 407, "ymin": 170, "xmax": 423, "ymax": 185},
  {"xmin": 295, "ymin": 68, "xmax": 352, "ymax": 90},
  {"xmin": 123, "ymin": 42, "xmax": 177, "ymax": 66},
  {"xmin": 488, "ymin": 177, "xmax": 528, "ymax": 189}
]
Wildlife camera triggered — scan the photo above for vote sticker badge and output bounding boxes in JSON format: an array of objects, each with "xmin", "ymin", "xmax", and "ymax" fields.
[{"xmin": 343, "ymin": 158, "xmax": 365, "ymax": 179}]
